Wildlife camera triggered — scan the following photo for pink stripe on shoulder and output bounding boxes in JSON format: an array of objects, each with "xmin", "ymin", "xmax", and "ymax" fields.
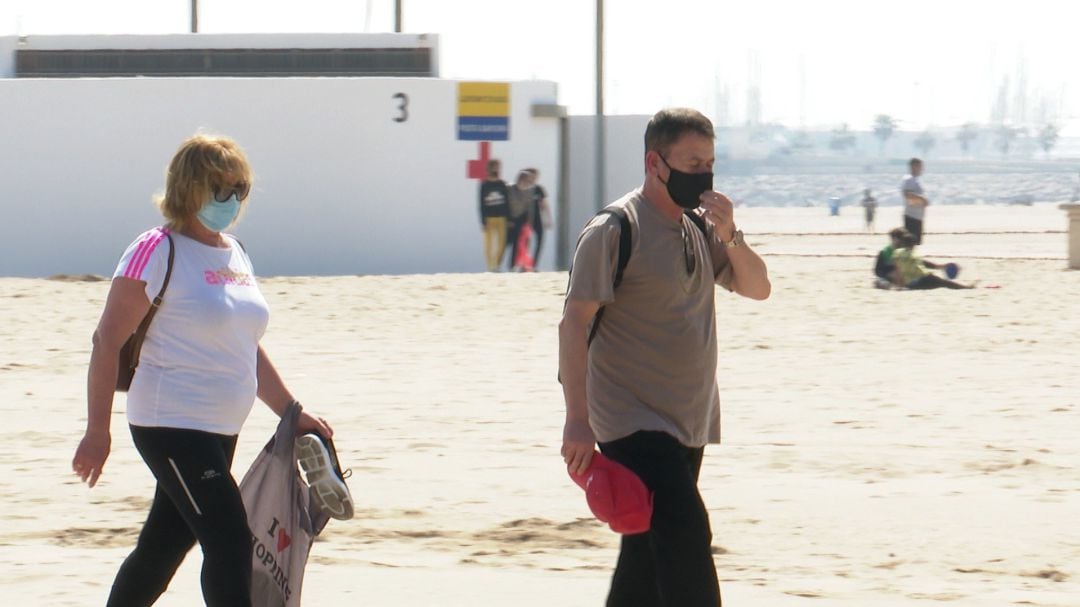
[{"xmin": 123, "ymin": 228, "xmax": 168, "ymax": 280}]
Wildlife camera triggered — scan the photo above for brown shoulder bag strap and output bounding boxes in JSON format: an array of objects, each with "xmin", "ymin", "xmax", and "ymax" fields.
[{"xmin": 127, "ymin": 232, "xmax": 175, "ymax": 365}]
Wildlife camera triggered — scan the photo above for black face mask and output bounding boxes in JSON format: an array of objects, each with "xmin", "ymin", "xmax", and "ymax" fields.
[{"xmin": 658, "ymin": 154, "xmax": 713, "ymax": 209}]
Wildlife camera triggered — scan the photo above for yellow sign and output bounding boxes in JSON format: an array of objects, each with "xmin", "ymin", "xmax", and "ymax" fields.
[
  {"xmin": 458, "ymin": 82, "xmax": 510, "ymax": 117},
  {"xmin": 458, "ymin": 82, "xmax": 510, "ymax": 141}
]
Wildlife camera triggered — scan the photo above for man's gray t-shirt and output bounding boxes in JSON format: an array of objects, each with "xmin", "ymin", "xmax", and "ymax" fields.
[
  {"xmin": 566, "ymin": 189, "xmax": 733, "ymax": 448},
  {"xmin": 901, "ymin": 175, "xmax": 926, "ymax": 219}
]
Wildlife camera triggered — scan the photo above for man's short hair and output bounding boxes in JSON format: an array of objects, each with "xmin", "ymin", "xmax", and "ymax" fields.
[
  {"xmin": 889, "ymin": 227, "xmax": 911, "ymax": 240},
  {"xmin": 644, "ymin": 108, "xmax": 715, "ymax": 156},
  {"xmin": 909, "ymin": 157, "xmax": 923, "ymax": 167}
]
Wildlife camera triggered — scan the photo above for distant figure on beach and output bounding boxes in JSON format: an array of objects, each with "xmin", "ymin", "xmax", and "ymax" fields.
[
  {"xmin": 479, "ymin": 159, "xmax": 510, "ymax": 271},
  {"xmin": 861, "ymin": 188, "xmax": 878, "ymax": 231},
  {"xmin": 524, "ymin": 167, "xmax": 552, "ymax": 267},
  {"xmin": 71, "ymin": 134, "xmax": 337, "ymax": 605},
  {"xmin": 901, "ymin": 157, "xmax": 929, "ymax": 244},
  {"xmin": 892, "ymin": 231, "xmax": 974, "ymax": 289},
  {"xmin": 873, "ymin": 226, "xmax": 908, "ymax": 288},
  {"xmin": 505, "ymin": 170, "xmax": 535, "ymax": 271},
  {"xmin": 559, "ymin": 107, "xmax": 771, "ymax": 606}
]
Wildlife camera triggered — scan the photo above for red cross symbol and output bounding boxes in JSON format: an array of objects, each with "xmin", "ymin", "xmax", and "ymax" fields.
[{"xmin": 467, "ymin": 141, "xmax": 491, "ymax": 180}]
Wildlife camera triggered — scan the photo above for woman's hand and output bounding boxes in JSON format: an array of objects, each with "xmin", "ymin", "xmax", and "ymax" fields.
[
  {"xmin": 72, "ymin": 430, "xmax": 112, "ymax": 488},
  {"xmin": 297, "ymin": 411, "xmax": 333, "ymax": 439}
]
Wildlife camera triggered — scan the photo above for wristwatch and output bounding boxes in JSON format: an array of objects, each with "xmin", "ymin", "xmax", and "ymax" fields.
[{"xmin": 724, "ymin": 229, "xmax": 744, "ymax": 248}]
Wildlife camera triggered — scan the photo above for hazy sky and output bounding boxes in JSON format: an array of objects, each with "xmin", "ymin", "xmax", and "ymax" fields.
[{"xmin": 2, "ymin": 0, "xmax": 1078, "ymax": 133}]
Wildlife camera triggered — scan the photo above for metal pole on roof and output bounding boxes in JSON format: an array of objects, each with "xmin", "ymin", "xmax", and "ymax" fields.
[
  {"xmin": 595, "ymin": 0, "xmax": 606, "ymax": 211},
  {"xmin": 190, "ymin": 0, "xmax": 199, "ymax": 33},
  {"xmin": 395, "ymin": 1, "xmax": 403, "ymax": 32}
]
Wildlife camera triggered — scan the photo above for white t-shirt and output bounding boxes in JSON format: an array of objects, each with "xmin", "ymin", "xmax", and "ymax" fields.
[
  {"xmin": 901, "ymin": 175, "xmax": 926, "ymax": 220},
  {"xmin": 113, "ymin": 227, "xmax": 270, "ymax": 435}
]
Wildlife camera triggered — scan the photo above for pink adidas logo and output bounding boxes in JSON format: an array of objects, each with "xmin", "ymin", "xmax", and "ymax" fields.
[{"xmin": 204, "ymin": 267, "xmax": 253, "ymax": 286}]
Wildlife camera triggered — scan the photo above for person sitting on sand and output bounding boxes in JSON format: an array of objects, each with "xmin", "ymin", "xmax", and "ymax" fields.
[
  {"xmin": 873, "ymin": 227, "xmax": 908, "ymax": 288},
  {"xmin": 892, "ymin": 232, "xmax": 974, "ymax": 289}
]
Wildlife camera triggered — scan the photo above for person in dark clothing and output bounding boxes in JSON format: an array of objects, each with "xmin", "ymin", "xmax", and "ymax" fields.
[
  {"xmin": 873, "ymin": 227, "xmax": 908, "ymax": 288},
  {"xmin": 560, "ymin": 107, "xmax": 771, "ymax": 606},
  {"xmin": 505, "ymin": 170, "xmax": 534, "ymax": 270},
  {"xmin": 524, "ymin": 168, "xmax": 552, "ymax": 267},
  {"xmin": 479, "ymin": 159, "xmax": 510, "ymax": 271}
]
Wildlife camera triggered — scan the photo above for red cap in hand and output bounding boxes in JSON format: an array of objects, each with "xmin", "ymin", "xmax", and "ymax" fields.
[{"xmin": 569, "ymin": 452, "xmax": 653, "ymax": 534}]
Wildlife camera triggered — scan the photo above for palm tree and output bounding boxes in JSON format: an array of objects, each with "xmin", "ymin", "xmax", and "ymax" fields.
[
  {"xmin": 872, "ymin": 114, "xmax": 898, "ymax": 155},
  {"xmin": 913, "ymin": 131, "xmax": 936, "ymax": 156},
  {"xmin": 996, "ymin": 125, "xmax": 1024, "ymax": 156},
  {"xmin": 1038, "ymin": 123, "xmax": 1060, "ymax": 155},
  {"xmin": 791, "ymin": 130, "xmax": 814, "ymax": 154},
  {"xmin": 956, "ymin": 123, "xmax": 979, "ymax": 155},
  {"xmin": 829, "ymin": 123, "xmax": 857, "ymax": 152}
]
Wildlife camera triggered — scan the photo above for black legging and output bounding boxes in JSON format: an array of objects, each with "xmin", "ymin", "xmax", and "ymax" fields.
[
  {"xmin": 108, "ymin": 426, "xmax": 252, "ymax": 607},
  {"xmin": 598, "ymin": 430, "xmax": 721, "ymax": 607},
  {"xmin": 505, "ymin": 216, "xmax": 527, "ymax": 269}
]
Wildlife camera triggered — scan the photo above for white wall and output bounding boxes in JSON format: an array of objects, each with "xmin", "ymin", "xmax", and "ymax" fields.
[
  {"xmin": 562, "ymin": 114, "xmax": 650, "ymax": 257},
  {"xmin": 0, "ymin": 37, "xmax": 15, "ymax": 77},
  {"xmin": 0, "ymin": 77, "xmax": 559, "ymax": 276}
]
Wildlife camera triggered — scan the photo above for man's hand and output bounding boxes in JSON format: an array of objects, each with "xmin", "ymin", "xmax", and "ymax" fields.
[
  {"xmin": 562, "ymin": 417, "xmax": 596, "ymax": 475},
  {"xmin": 72, "ymin": 430, "xmax": 111, "ymax": 488},
  {"xmin": 698, "ymin": 190, "xmax": 737, "ymax": 242}
]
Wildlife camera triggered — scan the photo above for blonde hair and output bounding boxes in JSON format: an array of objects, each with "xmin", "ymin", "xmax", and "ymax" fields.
[{"xmin": 155, "ymin": 134, "xmax": 254, "ymax": 231}]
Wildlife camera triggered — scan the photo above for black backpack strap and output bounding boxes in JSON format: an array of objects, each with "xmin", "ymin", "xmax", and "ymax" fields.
[
  {"xmin": 605, "ymin": 208, "xmax": 632, "ymax": 288},
  {"xmin": 585, "ymin": 207, "xmax": 631, "ymax": 345},
  {"xmin": 684, "ymin": 210, "xmax": 709, "ymax": 238},
  {"xmin": 558, "ymin": 207, "xmax": 633, "ymax": 383}
]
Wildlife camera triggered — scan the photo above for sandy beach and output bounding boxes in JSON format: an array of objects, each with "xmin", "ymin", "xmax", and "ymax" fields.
[{"xmin": 1, "ymin": 202, "xmax": 1077, "ymax": 606}]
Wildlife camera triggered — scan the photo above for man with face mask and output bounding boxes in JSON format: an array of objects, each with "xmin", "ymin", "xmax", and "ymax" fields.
[{"xmin": 559, "ymin": 108, "xmax": 770, "ymax": 606}]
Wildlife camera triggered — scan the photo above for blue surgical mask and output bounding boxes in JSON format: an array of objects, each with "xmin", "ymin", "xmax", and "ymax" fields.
[{"xmin": 196, "ymin": 195, "xmax": 241, "ymax": 232}]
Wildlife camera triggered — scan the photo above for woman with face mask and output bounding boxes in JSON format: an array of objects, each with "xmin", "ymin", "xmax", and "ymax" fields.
[{"xmin": 72, "ymin": 133, "xmax": 338, "ymax": 606}]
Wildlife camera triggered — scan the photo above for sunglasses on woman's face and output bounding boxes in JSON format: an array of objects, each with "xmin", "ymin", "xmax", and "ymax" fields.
[{"xmin": 213, "ymin": 181, "xmax": 250, "ymax": 202}]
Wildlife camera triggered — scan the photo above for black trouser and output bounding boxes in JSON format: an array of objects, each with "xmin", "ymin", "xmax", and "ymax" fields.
[
  {"xmin": 505, "ymin": 217, "xmax": 525, "ymax": 269},
  {"xmin": 108, "ymin": 426, "xmax": 252, "ymax": 607},
  {"xmin": 904, "ymin": 215, "xmax": 924, "ymax": 244},
  {"xmin": 598, "ymin": 431, "xmax": 721, "ymax": 607},
  {"xmin": 908, "ymin": 274, "xmax": 967, "ymax": 290}
]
